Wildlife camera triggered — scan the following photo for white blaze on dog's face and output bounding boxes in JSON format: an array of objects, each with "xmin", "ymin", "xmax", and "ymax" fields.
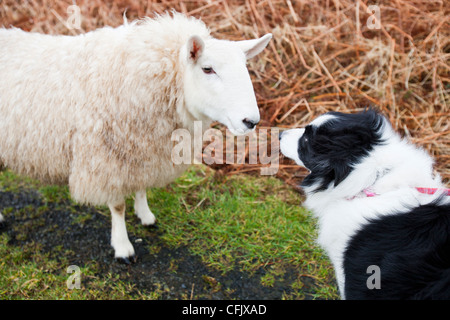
[
  {"xmin": 279, "ymin": 128, "xmax": 306, "ymax": 167},
  {"xmin": 182, "ymin": 34, "xmax": 272, "ymax": 135}
]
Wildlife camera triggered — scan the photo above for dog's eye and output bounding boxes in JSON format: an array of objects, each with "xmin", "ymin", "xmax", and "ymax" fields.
[{"xmin": 202, "ymin": 67, "xmax": 215, "ymax": 74}]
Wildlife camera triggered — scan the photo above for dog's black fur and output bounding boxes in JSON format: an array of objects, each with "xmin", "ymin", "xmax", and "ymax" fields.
[
  {"xmin": 344, "ymin": 199, "xmax": 450, "ymax": 299},
  {"xmin": 301, "ymin": 110, "xmax": 384, "ymax": 192}
]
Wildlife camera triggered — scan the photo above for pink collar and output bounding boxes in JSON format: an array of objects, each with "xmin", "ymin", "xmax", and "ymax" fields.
[
  {"xmin": 345, "ymin": 188, "xmax": 377, "ymax": 200},
  {"xmin": 415, "ymin": 187, "xmax": 450, "ymax": 196},
  {"xmin": 363, "ymin": 188, "xmax": 377, "ymax": 197},
  {"xmin": 348, "ymin": 187, "xmax": 450, "ymax": 200}
]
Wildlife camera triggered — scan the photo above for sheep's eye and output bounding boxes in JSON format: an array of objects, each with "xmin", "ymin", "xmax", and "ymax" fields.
[{"xmin": 202, "ymin": 67, "xmax": 215, "ymax": 74}]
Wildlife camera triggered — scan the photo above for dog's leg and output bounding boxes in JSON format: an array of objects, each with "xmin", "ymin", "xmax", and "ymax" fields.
[
  {"xmin": 134, "ymin": 190, "xmax": 156, "ymax": 226},
  {"xmin": 109, "ymin": 201, "xmax": 136, "ymax": 263}
]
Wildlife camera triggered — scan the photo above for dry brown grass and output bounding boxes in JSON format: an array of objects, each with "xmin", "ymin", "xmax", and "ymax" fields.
[{"xmin": 1, "ymin": 0, "xmax": 449, "ymax": 187}]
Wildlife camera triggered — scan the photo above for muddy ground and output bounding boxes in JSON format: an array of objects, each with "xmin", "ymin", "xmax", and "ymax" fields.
[{"xmin": 0, "ymin": 187, "xmax": 321, "ymax": 299}]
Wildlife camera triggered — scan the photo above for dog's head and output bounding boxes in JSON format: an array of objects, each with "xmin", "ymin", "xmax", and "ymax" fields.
[{"xmin": 280, "ymin": 109, "xmax": 386, "ymax": 192}]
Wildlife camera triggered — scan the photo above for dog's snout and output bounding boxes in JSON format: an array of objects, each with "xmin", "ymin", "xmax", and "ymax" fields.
[
  {"xmin": 242, "ymin": 118, "xmax": 259, "ymax": 129},
  {"xmin": 279, "ymin": 131, "xmax": 285, "ymax": 140}
]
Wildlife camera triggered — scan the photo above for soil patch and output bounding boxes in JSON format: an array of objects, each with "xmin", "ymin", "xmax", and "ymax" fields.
[{"xmin": 0, "ymin": 188, "xmax": 317, "ymax": 299}]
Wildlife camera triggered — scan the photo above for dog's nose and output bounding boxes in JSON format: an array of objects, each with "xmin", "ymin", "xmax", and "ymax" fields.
[
  {"xmin": 242, "ymin": 118, "xmax": 259, "ymax": 129},
  {"xmin": 279, "ymin": 131, "xmax": 285, "ymax": 140}
]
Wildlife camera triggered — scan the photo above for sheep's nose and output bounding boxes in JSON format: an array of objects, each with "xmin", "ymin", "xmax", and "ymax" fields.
[{"xmin": 242, "ymin": 118, "xmax": 259, "ymax": 129}]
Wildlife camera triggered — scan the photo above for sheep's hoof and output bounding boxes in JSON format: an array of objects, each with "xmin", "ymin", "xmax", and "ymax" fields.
[
  {"xmin": 115, "ymin": 254, "xmax": 137, "ymax": 265},
  {"xmin": 145, "ymin": 222, "xmax": 158, "ymax": 230}
]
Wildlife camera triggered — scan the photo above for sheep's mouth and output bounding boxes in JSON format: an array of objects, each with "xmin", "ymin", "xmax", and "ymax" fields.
[{"xmin": 223, "ymin": 116, "xmax": 255, "ymax": 136}]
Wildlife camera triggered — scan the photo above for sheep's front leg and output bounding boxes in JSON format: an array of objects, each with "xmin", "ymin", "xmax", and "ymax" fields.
[
  {"xmin": 134, "ymin": 190, "xmax": 156, "ymax": 226},
  {"xmin": 109, "ymin": 201, "xmax": 136, "ymax": 264}
]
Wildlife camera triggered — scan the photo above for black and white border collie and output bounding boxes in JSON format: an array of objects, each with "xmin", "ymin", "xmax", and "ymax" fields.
[{"xmin": 279, "ymin": 109, "xmax": 450, "ymax": 300}]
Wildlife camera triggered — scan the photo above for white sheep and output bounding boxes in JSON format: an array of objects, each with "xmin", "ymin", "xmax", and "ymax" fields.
[{"xmin": 0, "ymin": 12, "xmax": 271, "ymax": 263}]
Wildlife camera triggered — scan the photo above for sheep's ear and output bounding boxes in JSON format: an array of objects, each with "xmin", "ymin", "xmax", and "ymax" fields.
[
  {"xmin": 187, "ymin": 35, "xmax": 204, "ymax": 63},
  {"xmin": 236, "ymin": 33, "xmax": 272, "ymax": 59}
]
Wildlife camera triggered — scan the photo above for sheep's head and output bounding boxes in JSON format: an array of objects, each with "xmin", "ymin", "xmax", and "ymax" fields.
[{"xmin": 182, "ymin": 33, "xmax": 272, "ymax": 135}]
